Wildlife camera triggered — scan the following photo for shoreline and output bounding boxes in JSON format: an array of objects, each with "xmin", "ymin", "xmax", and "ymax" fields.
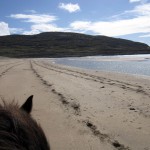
[
  {"xmin": 47, "ymin": 55, "xmax": 150, "ymax": 77},
  {"xmin": 39, "ymin": 57, "xmax": 150, "ymax": 80}
]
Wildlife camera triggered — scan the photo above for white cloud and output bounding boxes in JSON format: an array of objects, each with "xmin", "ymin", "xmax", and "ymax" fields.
[
  {"xmin": 0, "ymin": 22, "xmax": 10, "ymax": 36},
  {"xmin": 134, "ymin": 3, "xmax": 150, "ymax": 15},
  {"xmin": 23, "ymin": 24, "xmax": 68, "ymax": 35},
  {"xmin": 126, "ymin": 3, "xmax": 150, "ymax": 15},
  {"xmin": 70, "ymin": 21, "xmax": 91, "ymax": 30},
  {"xmin": 10, "ymin": 14, "xmax": 57, "ymax": 24},
  {"xmin": 70, "ymin": 16, "xmax": 150, "ymax": 36},
  {"xmin": 140, "ymin": 33, "xmax": 150, "ymax": 37},
  {"xmin": 9, "ymin": 12, "xmax": 68, "ymax": 35},
  {"xmin": 9, "ymin": 28, "xmax": 23, "ymax": 34},
  {"xmin": 23, "ymin": 29, "xmax": 40, "ymax": 35},
  {"xmin": 70, "ymin": 3, "xmax": 150, "ymax": 37},
  {"xmin": 129, "ymin": 0, "xmax": 142, "ymax": 3},
  {"xmin": 111, "ymin": 3, "xmax": 150, "ymax": 19},
  {"xmin": 129, "ymin": 0, "xmax": 149, "ymax": 3},
  {"xmin": 58, "ymin": 3, "xmax": 80, "ymax": 13}
]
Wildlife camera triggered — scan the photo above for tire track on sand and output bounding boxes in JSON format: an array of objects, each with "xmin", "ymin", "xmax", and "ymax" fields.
[
  {"xmin": 0, "ymin": 63, "xmax": 22, "ymax": 78},
  {"xmin": 0, "ymin": 61, "xmax": 21, "ymax": 68},
  {"xmin": 30, "ymin": 61, "xmax": 81, "ymax": 116},
  {"xmin": 31, "ymin": 61, "xmax": 131, "ymax": 150},
  {"xmin": 34, "ymin": 61, "xmax": 149, "ymax": 98}
]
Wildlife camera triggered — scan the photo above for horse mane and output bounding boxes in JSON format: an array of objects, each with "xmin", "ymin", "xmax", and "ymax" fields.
[{"xmin": 0, "ymin": 96, "xmax": 50, "ymax": 150}]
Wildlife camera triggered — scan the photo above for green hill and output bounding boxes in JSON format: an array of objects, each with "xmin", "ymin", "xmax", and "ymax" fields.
[{"xmin": 0, "ymin": 32, "xmax": 149, "ymax": 58}]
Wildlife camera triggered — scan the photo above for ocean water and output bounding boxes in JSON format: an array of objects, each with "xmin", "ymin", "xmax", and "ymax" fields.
[{"xmin": 52, "ymin": 54, "xmax": 150, "ymax": 77}]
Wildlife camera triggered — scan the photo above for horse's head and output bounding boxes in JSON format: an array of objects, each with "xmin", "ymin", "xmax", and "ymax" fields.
[{"xmin": 0, "ymin": 95, "xmax": 50, "ymax": 150}]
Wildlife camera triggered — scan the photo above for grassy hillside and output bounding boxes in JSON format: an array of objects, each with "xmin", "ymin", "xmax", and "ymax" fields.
[{"xmin": 0, "ymin": 32, "xmax": 149, "ymax": 58}]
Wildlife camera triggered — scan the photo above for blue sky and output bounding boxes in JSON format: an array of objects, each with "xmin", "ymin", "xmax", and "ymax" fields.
[{"xmin": 0, "ymin": 0, "xmax": 150, "ymax": 45}]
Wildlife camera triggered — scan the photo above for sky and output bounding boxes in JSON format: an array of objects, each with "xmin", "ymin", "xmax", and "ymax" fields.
[{"xmin": 0, "ymin": 0, "xmax": 150, "ymax": 45}]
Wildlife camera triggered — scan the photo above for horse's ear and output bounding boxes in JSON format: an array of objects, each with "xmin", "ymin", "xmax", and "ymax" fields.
[{"xmin": 20, "ymin": 95, "xmax": 33, "ymax": 114}]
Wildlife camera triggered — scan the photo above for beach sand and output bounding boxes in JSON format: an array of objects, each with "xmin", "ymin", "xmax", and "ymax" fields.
[{"xmin": 0, "ymin": 58, "xmax": 150, "ymax": 150}]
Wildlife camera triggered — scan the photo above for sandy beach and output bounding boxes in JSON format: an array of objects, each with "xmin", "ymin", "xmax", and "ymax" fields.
[{"xmin": 0, "ymin": 58, "xmax": 150, "ymax": 150}]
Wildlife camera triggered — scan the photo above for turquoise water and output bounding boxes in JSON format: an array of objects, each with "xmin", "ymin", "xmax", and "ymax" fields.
[{"xmin": 52, "ymin": 54, "xmax": 150, "ymax": 76}]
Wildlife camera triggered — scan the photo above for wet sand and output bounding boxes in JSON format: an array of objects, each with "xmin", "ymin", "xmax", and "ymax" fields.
[{"xmin": 0, "ymin": 58, "xmax": 150, "ymax": 150}]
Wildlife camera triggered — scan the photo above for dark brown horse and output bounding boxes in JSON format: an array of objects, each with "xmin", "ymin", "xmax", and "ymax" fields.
[{"xmin": 0, "ymin": 95, "xmax": 50, "ymax": 150}]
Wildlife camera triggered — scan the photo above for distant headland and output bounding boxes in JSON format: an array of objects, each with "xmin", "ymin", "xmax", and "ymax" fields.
[{"xmin": 0, "ymin": 32, "xmax": 149, "ymax": 58}]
